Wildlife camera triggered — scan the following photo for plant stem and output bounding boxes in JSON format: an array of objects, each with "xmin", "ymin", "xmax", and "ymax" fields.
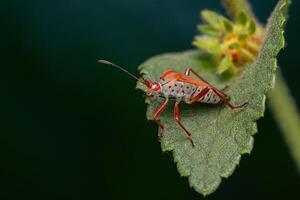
[
  {"xmin": 222, "ymin": 0, "xmax": 254, "ymax": 20},
  {"xmin": 268, "ymin": 71, "xmax": 300, "ymax": 174}
]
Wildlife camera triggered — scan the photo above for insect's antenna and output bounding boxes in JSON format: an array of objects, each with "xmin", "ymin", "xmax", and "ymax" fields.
[{"xmin": 98, "ymin": 59, "xmax": 146, "ymax": 84}]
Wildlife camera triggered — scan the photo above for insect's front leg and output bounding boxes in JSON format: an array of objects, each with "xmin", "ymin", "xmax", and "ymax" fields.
[
  {"xmin": 146, "ymin": 92, "xmax": 154, "ymax": 101},
  {"xmin": 153, "ymin": 99, "xmax": 169, "ymax": 137}
]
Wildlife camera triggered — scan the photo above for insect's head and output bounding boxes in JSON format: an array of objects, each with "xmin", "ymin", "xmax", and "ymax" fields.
[{"xmin": 144, "ymin": 80, "xmax": 161, "ymax": 92}]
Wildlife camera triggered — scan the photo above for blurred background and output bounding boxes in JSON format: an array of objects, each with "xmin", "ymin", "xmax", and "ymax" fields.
[{"xmin": 1, "ymin": 0, "xmax": 299, "ymax": 199}]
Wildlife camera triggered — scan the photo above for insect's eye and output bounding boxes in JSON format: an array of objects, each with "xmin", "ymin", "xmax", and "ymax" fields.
[{"xmin": 151, "ymin": 83, "xmax": 161, "ymax": 91}]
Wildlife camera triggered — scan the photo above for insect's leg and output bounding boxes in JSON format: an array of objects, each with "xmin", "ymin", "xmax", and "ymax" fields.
[
  {"xmin": 212, "ymin": 88, "xmax": 248, "ymax": 109},
  {"xmin": 184, "ymin": 67, "xmax": 210, "ymax": 85},
  {"xmin": 153, "ymin": 99, "xmax": 169, "ymax": 137},
  {"xmin": 174, "ymin": 102, "xmax": 195, "ymax": 148},
  {"xmin": 146, "ymin": 93, "xmax": 154, "ymax": 101},
  {"xmin": 189, "ymin": 87, "xmax": 210, "ymax": 104},
  {"xmin": 220, "ymin": 86, "xmax": 231, "ymax": 101},
  {"xmin": 221, "ymin": 85, "xmax": 229, "ymax": 91},
  {"xmin": 185, "ymin": 67, "xmax": 229, "ymax": 97}
]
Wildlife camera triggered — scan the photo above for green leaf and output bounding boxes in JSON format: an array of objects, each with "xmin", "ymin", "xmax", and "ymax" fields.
[
  {"xmin": 138, "ymin": 0, "xmax": 290, "ymax": 196},
  {"xmin": 193, "ymin": 36, "xmax": 222, "ymax": 56},
  {"xmin": 240, "ymin": 48, "xmax": 255, "ymax": 61},
  {"xmin": 247, "ymin": 19, "xmax": 257, "ymax": 34},
  {"xmin": 197, "ymin": 25, "xmax": 222, "ymax": 37},
  {"xmin": 229, "ymin": 42, "xmax": 239, "ymax": 49},
  {"xmin": 201, "ymin": 10, "xmax": 224, "ymax": 29},
  {"xmin": 218, "ymin": 55, "xmax": 232, "ymax": 73},
  {"xmin": 238, "ymin": 33, "xmax": 248, "ymax": 41},
  {"xmin": 223, "ymin": 19, "xmax": 233, "ymax": 32},
  {"xmin": 237, "ymin": 11, "xmax": 248, "ymax": 26}
]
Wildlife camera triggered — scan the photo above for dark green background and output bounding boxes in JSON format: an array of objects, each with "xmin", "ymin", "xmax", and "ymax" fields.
[{"xmin": 1, "ymin": 0, "xmax": 299, "ymax": 199}]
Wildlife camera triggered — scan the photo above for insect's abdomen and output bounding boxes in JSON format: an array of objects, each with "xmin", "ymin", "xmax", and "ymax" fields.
[
  {"xmin": 197, "ymin": 89, "xmax": 221, "ymax": 104},
  {"xmin": 160, "ymin": 81, "xmax": 221, "ymax": 104}
]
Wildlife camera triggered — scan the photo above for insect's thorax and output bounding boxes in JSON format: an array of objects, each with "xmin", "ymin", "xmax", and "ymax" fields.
[{"xmin": 159, "ymin": 80, "xmax": 221, "ymax": 104}]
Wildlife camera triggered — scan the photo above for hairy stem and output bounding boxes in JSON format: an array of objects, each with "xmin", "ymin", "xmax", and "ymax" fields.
[{"xmin": 268, "ymin": 71, "xmax": 300, "ymax": 173}]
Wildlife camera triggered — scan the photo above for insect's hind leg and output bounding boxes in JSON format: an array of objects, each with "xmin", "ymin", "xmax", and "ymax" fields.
[
  {"xmin": 153, "ymin": 99, "xmax": 169, "ymax": 137},
  {"xmin": 185, "ymin": 67, "xmax": 230, "ymax": 100},
  {"xmin": 184, "ymin": 67, "xmax": 210, "ymax": 85},
  {"xmin": 212, "ymin": 88, "xmax": 248, "ymax": 109},
  {"xmin": 174, "ymin": 102, "xmax": 195, "ymax": 148}
]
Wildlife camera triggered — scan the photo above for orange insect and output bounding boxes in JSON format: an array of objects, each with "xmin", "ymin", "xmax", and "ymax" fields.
[{"xmin": 99, "ymin": 60, "xmax": 247, "ymax": 147}]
